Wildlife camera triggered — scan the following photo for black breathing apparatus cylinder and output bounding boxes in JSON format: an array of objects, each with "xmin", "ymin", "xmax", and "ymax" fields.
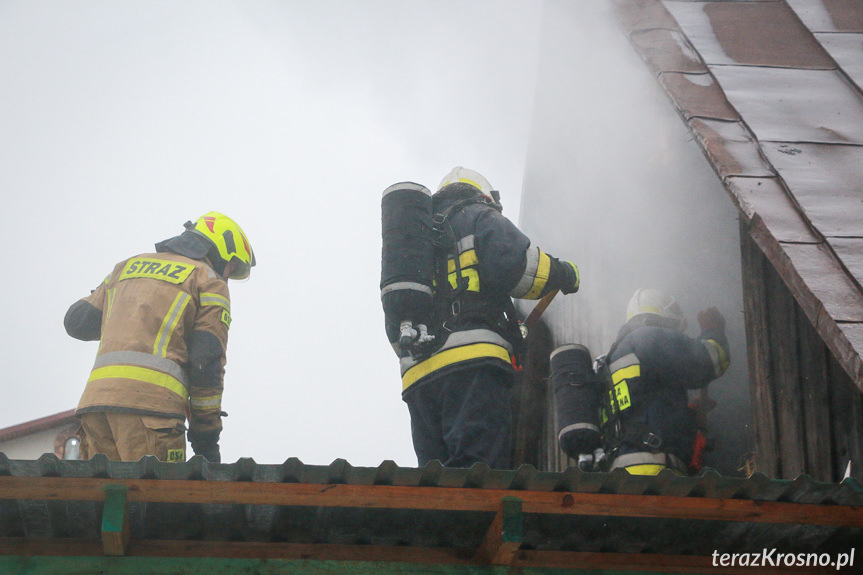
[
  {"xmin": 380, "ymin": 182, "xmax": 436, "ymax": 355},
  {"xmin": 551, "ymin": 344, "xmax": 603, "ymax": 462}
]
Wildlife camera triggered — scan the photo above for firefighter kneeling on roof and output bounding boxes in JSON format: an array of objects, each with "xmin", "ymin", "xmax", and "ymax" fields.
[
  {"xmin": 552, "ymin": 288, "xmax": 730, "ymax": 475},
  {"xmin": 380, "ymin": 167, "xmax": 581, "ymax": 470},
  {"xmin": 64, "ymin": 212, "xmax": 255, "ymax": 463}
]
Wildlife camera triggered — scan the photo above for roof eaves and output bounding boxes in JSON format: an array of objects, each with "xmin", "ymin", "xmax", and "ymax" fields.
[
  {"xmin": 0, "ymin": 410, "xmax": 77, "ymax": 444},
  {"xmin": 0, "ymin": 456, "xmax": 860, "ymax": 572}
]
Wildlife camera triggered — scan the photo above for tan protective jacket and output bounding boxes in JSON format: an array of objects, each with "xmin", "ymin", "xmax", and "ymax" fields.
[{"xmin": 75, "ymin": 252, "xmax": 230, "ymax": 438}]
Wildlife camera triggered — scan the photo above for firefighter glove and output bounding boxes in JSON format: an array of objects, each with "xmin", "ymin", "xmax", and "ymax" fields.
[
  {"xmin": 196, "ymin": 443, "xmax": 221, "ymax": 463},
  {"xmin": 697, "ymin": 307, "xmax": 725, "ymax": 334},
  {"xmin": 188, "ymin": 430, "xmax": 221, "ymax": 463},
  {"xmin": 560, "ymin": 261, "xmax": 580, "ymax": 294}
]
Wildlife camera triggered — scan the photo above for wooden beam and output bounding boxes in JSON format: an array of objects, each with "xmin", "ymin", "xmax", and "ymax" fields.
[
  {"xmin": 797, "ymin": 305, "xmax": 833, "ymax": 482},
  {"xmin": 475, "ymin": 496, "xmax": 522, "ymax": 565},
  {"xmin": 101, "ymin": 484, "xmax": 129, "ymax": 556},
  {"xmin": 1, "ymin": 476, "xmax": 861, "ymax": 527},
  {"xmin": 769, "ymin": 260, "xmax": 808, "ymax": 479},
  {"xmin": 829, "ymin": 353, "xmax": 863, "ymax": 482},
  {"xmin": 739, "ymin": 218, "xmax": 781, "ymax": 478}
]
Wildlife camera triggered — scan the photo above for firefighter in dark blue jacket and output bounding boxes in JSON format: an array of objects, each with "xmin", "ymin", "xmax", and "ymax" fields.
[
  {"xmin": 389, "ymin": 167, "xmax": 580, "ymax": 469},
  {"xmin": 602, "ymin": 288, "xmax": 730, "ymax": 475}
]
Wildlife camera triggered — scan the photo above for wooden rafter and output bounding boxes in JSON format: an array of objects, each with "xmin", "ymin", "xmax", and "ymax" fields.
[{"xmin": 1, "ymin": 476, "xmax": 861, "ymax": 527}]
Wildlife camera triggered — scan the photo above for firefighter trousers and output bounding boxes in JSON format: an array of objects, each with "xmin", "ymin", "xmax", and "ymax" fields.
[
  {"xmin": 405, "ymin": 364, "xmax": 513, "ymax": 470},
  {"xmin": 78, "ymin": 411, "xmax": 186, "ymax": 462}
]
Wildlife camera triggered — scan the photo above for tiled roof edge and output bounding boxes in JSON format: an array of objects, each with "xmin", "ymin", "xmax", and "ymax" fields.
[{"xmin": 611, "ymin": 0, "xmax": 863, "ymax": 392}]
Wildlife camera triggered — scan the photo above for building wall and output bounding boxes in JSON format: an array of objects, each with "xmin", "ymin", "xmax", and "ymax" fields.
[
  {"xmin": 0, "ymin": 424, "xmax": 77, "ymax": 460},
  {"xmin": 741, "ymin": 223, "xmax": 863, "ymax": 481}
]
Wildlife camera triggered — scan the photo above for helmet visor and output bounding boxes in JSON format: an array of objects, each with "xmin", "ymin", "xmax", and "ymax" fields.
[{"xmin": 229, "ymin": 258, "xmax": 252, "ymax": 280}]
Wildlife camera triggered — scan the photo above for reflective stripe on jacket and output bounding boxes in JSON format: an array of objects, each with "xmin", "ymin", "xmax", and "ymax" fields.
[
  {"xmin": 602, "ymin": 318, "xmax": 729, "ymax": 463},
  {"xmin": 400, "ymin": 191, "xmax": 563, "ymax": 393},
  {"xmin": 74, "ymin": 252, "xmax": 230, "ymax": 437}
]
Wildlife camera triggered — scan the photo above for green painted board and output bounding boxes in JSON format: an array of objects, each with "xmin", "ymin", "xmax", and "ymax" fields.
[{"xmin": 0, "ymin": 557, "xmax": 712, "ymax": 575}]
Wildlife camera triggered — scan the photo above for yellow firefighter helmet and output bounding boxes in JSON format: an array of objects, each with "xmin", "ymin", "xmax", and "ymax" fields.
[{"xmin": 190, "ymin": 211, "xmax": 256, "ymax": 280}]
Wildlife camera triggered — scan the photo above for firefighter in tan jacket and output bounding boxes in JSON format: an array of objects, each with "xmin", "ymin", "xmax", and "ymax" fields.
[{"xmin": 64, "ymin": 212, "xmax": 255, "ymax": 463}]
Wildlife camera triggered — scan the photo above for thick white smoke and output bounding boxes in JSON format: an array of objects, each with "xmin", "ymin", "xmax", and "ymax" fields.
[{"xmin": 519, "ymin": 0, "xmax": 751, "ymax": 475}]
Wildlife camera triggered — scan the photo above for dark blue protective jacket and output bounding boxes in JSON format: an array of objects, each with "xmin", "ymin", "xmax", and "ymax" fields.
[
  {"xmin": 603, "ymin": 315, "xmax": 729, "ymax": 463},
  {"xmin": 398, "ymin": 184, "xmax": 577, "ymax": 395}
]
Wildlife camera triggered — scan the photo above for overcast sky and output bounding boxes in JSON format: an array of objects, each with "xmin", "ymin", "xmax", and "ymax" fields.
[{"xmin": 0, "ymin": 0, "xmax": 545, "ymax": 466}]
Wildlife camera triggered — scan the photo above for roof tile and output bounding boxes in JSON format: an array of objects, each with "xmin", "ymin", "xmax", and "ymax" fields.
[
  {"xmin": 666, "ymin": 0, "xmax": 835, "ymax": 68},
  {"xmin": 689, "ymin": 119, "xmax": 775, "ymax": 179},
  {"xmin": 658, "ymin": 72, "xmax": 738, "ymax": 120},
  {"xmin": 711, "ymin": 67, "xmax": 863, "ymax": 144}
]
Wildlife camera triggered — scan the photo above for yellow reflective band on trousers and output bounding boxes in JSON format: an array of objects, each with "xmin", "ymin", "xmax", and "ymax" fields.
[
  {"xmin": 402, "ymin": 343, "xmax": 512, "ymax": 392},
  {"xmin": 88, "ymin": 365, "xmax": 188, "ymax": 399},
  {"xmin": 623, "ymin": 464, "xmax": 666, "ymax": 476},
  {"xmin": 154, "ymin": 292, "xmax": 191, "ymax": 357}
]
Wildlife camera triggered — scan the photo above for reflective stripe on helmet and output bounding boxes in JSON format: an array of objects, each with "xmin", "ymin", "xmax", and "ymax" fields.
[{"xmin": 88, "ymin": 364, "xmax": 188, "ymax": 399}]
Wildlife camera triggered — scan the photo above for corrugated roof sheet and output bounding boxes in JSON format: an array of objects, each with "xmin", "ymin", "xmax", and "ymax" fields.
[
  {"xmin": 1, "ymin": 455, "xmax": 861, "ymax": 572},
  {"xmin": 613, "ymin": 0, "xmax": 863, "ymax": 392}
]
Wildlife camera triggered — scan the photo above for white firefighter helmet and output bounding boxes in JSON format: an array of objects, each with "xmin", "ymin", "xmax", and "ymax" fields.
[
  {"xmin": 438, "ymin": 166, "xmax": 494, "ymax": 195},
  {"xmin": 626, "ymin": 288, "xmax": 686, "ymax": 331}
]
